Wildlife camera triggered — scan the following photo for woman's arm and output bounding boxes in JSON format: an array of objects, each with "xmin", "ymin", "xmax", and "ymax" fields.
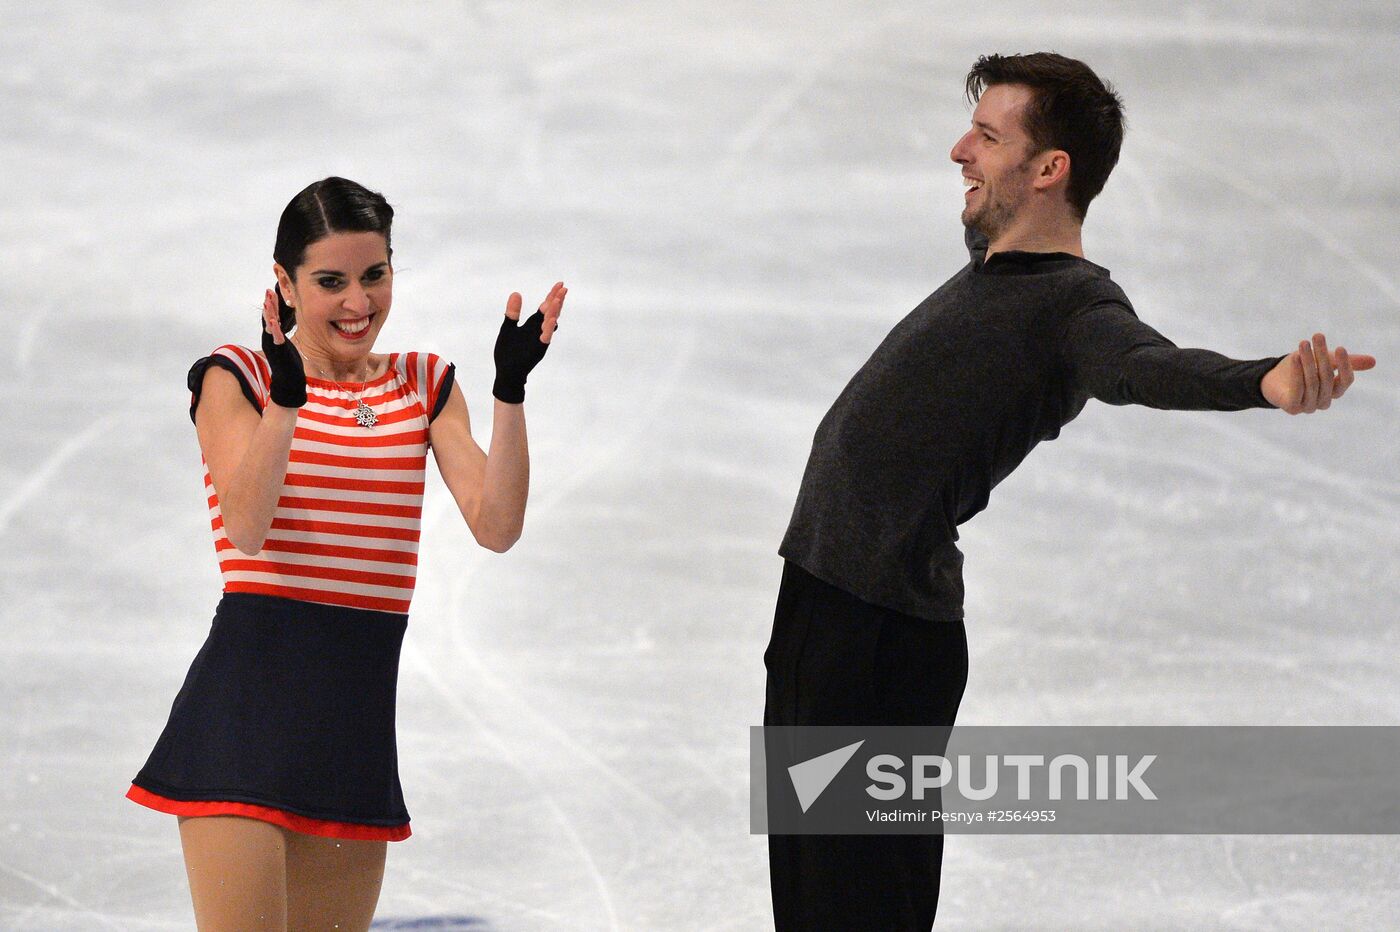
[
  {"xmin": 428, "ymin": 382, "xmax": 528, "ymax": 553},
  {"xmin": 194, "ymin": 366, "xmax": 299, "ymax": 554},
  {"xmin": 196, "ymin": 288, "xmax": 306, "ymax": 555},
  {"xmin": 428, "ymin": 282, "xmax": 566, "ymax": 551}
]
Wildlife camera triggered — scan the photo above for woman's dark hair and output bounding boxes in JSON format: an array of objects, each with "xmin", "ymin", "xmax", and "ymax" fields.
[
  {"xmin": 273, "ymin": 177, "xmax": 395, "ymax": 333},
  {"xmin": 965, "ymin": 52, "xmax": 1125, "ymax": 221}
]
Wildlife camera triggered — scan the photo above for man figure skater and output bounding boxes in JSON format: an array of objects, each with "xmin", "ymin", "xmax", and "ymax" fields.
[{"xmin": 763, "ymin": 51, "xmax": 1375, "ymax": 931}]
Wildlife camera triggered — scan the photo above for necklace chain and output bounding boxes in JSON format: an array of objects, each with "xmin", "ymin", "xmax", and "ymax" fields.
[{"xmin": 298, "ymin": 346, "xmax": 379, "ymax": 429}]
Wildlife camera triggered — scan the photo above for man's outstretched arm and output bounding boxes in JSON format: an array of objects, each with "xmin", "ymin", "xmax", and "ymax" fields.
[{"xmin": 1059, "ymin": 299, "xmax": 1375, "ymax": 412}]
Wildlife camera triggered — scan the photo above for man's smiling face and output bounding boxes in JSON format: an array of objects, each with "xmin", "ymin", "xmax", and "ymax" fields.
[{"xmin": 949, "ymin": 83, "xmax": 1042, "ymax": 240}]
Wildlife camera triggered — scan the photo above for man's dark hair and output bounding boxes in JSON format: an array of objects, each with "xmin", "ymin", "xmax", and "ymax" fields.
[{"xmin": 965, "ymin": 52, "xmax": 1125, "ymax": 221}]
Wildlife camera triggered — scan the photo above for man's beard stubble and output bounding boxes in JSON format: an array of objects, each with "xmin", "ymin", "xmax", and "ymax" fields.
[
  {"xmin": 962, "ymin": 185, "xmax": 1016, "ymax": 242},
  {"xmin": 961, "ymin": 161, "xmax": 1032, "ymax": 242}
]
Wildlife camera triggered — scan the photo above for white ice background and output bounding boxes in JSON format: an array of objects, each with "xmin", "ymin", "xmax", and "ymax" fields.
[{"xmin": 2, "ymin": 1, "xmax": 1399, "ymax": 929}]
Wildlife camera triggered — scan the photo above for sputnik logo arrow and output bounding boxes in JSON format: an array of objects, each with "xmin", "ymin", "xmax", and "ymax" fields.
[{"xmin": 787, "ymin": 740, "xmax": 865, "ymax": 813}]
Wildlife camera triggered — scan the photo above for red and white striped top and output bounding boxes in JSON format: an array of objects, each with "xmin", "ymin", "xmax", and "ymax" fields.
[{"xmin": 193, "ymin": 344, "xmax": 453, "ymax": 615}]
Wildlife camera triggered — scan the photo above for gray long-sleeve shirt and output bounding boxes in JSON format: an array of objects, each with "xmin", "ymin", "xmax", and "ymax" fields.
[{"xmin": 778, "ymin": 232, "xmax": 1287, "ymax": 622}]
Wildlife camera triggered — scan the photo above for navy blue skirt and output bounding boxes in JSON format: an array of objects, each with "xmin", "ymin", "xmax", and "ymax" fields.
[{"xmin": 130, "ymin": 592, "xmax": 410, "ymax": 831}]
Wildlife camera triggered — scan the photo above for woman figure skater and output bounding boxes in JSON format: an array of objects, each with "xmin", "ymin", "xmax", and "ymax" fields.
[{"xmin": 125, "ymin": 176, "xmax": 566, "ymax": 929}]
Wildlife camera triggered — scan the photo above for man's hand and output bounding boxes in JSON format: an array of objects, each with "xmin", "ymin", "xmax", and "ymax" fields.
[{"xmin": 1260, "ymin": 332, "xmax": 1376, "ymax": 414}]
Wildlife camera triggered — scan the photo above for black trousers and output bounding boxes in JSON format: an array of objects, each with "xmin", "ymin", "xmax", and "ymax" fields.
[{"xmin": 763, "ymin": 561, "xmax": 969, "ymax": 932}]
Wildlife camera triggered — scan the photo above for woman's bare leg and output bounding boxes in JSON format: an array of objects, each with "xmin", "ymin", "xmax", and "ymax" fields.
[
  {"xmin": 178, "ymin": 815, "xmax": 288, "ymax": 930},
  {"xmin": 285, "ymin": 830, "xmax": 387, "ymax": 931}
]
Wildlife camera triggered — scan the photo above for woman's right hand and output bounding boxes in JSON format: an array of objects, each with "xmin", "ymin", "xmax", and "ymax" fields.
[{"xmin": 261, "ymin": 288, "xmax": 307, "ymax": 408}]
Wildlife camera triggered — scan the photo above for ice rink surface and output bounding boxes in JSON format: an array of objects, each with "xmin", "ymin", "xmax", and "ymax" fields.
[{"xmin": 3, "ymin": 1, "xmax": 1398, "ymax": 928}]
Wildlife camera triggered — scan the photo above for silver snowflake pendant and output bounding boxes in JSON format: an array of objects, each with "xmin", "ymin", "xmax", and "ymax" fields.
[{"xmin": 354, "ymin": 399, "xmax": 378, "ymax": 428}]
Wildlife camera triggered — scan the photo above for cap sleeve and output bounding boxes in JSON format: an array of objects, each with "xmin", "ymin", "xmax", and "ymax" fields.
[
  {"xmin": 427, "ymin": 358, "xmax": 455, "ymax": 422},
  {"xmin": 397, "ymin": 352, "xmax": 456, "ymax": 423},
  {"xmin": 187, "ymin": 344, "xmax": 270, "ymax": 423}
]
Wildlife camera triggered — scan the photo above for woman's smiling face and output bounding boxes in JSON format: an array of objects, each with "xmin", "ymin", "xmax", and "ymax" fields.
[{"xmin": 275, "ymin": 230, "xmax": 393, "ymax": 366}]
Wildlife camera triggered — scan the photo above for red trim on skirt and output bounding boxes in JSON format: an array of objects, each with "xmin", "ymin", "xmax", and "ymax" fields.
[{"xmin": 125, "ymin": 784, "xmax": 411, "ymax": 841}]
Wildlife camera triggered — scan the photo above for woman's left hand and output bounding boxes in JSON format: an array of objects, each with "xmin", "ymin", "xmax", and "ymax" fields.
[{"xmin": 492, "ymin": 281, "xmax": 567, "ymax": 403}]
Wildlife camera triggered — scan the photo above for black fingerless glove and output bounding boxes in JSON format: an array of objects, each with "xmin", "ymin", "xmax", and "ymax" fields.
[
  {"xmin": 262, "ymin": 317, "xmax": 307, "ymax": 408},
  {"xmin": 492, "ymin": 309, "xmax": 551, "ymax": 404}
]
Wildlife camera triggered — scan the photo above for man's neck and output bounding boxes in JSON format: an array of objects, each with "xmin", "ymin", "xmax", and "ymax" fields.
[{"xmin": 983, "ymin": 214, "xmax": 1084, "ymax": 261}]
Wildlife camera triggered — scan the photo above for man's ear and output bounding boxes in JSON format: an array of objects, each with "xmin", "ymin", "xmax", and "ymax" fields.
[{"xmin": 1033, "ymin": 150, "xmax": 1071, "ymax": 192}]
